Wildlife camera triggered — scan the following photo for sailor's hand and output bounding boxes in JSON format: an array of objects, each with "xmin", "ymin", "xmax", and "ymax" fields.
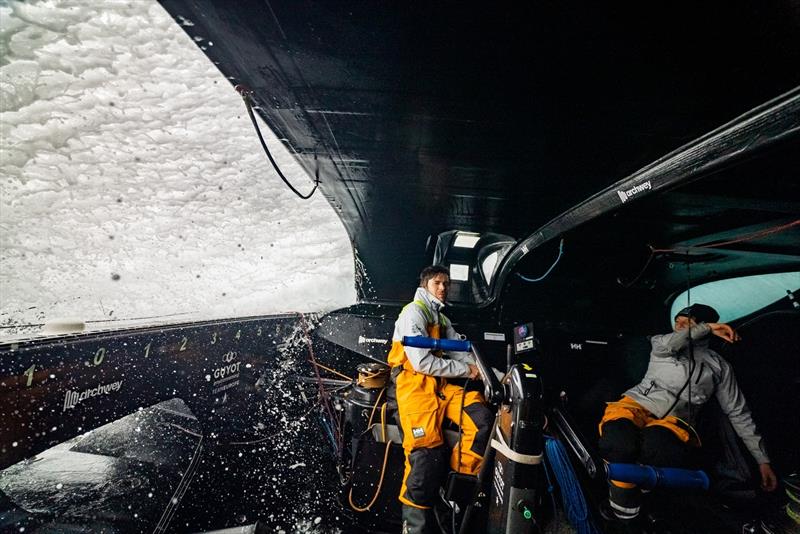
[
  {"xmin": 708, "ymin": 322, "xmax": 740, "ymax": 343},
  {"xmin": 759, "ymin": 463, "xmax": 778, "ymax": 492},
  {"xmin": 467, "ymin": 364, "xmax": 480, "ymax": 380}
]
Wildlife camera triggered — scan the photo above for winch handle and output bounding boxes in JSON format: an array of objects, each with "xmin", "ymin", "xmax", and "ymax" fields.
[{"xmin": 401, "ymin": 336, "xmax": 505, "ymax": 405}]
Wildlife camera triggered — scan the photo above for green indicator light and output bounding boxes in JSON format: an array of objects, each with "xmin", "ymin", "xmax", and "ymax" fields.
[{"xmin": 523, "ymin": 507, "xmax": 532, "ymax": 520}]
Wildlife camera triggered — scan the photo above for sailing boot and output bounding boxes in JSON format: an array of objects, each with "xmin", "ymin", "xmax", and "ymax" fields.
[
  {"xmin": 608, "ymin": 480, "xmax": 641, "ymax": 521},
  {"xmin": 401, "ymin": 504, "xmax": 437, "ymax": 534}
]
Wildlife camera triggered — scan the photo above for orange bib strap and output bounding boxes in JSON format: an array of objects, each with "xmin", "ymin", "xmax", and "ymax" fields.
[{"xmin": 386, "ymin": 300, "xmax": 442, "ymax": 370}]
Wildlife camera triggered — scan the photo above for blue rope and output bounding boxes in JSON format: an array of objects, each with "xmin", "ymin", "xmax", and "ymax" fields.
[
  {"xmin": 541, "ymin": 447, "xmax": 560, "ymax": 518},
  {"xmin": 318, "ymin": 409, "xmax": 338, "ymax": 455},
  {"xmin": 516, "ymin": 238, "xmax": 565, "ymax": 282},
  {"xmin": 544, "ymin": 436, "xmax": 600, "ymax": 534}
]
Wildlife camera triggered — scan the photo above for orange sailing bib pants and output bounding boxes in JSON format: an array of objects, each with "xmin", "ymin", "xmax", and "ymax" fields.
[{"xmin": 387, "ymin": 302, "xmax": 489, "ymax": 509}]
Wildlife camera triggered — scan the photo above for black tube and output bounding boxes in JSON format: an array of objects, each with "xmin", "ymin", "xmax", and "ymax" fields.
[{"xmin": 458, "ymin": 416, "xmax": 499, "ymax": 534}]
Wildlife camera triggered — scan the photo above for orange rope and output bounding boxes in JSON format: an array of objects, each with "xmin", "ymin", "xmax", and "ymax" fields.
[
  {"xmin": 365, "ymin": 388, "xmax": 386, "ymax": 432},
  {"xmin": 310, "ymin": 360, "xmax": 353, "ymax": 381},
  {"xmin": 652, "ymin": 219, "xmax": 799, "ymax": 253},
  {"xmin": 348, "ymin": 441, "xmax": 392, "ymax": 512},
  {"xmin": 621, "ymin": 219, "xmax": 799, "ymax": 287},
  {"xmin": 348, "ymin": 397, "xmax": 392, "ymax": 512}
]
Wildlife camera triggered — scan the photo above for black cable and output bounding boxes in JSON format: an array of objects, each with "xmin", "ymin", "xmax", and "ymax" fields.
[
  {"xmin": 452, "ymin": 490, "xmax": 457, "ymax": 534},
  {"xmin": 517, "ymin": 238, "xmax": 565, "ymax": 283},
  {"xmin": 618, "ymin": 245, "xmax": 656, "ymax": 288},
  {"xmin": 236, "ymin": 85, "xmax": 320, "ymax": 199},
  {"xmin": 447, "ymin": 376, "xmax": 471, "ymax": 534},
  {"xmin": 457, "ymin": 377, "xmax": 470, "ymax": 474},
  {"xmin": 686, "ymin": 259, "xmax": 693, "ymax": 423},
  {"xmin": 661, "ymin": 258, "xmax": 696, "ymax": 419}
]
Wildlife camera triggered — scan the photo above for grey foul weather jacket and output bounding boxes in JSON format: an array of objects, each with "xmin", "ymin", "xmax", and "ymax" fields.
[
  {"xmin": 624, "ymin": 323, "xmax": 769, "ymax": 465},
  {"xmin": 390, "ymin": 287, "xmax": 476, "ymax": 378}
]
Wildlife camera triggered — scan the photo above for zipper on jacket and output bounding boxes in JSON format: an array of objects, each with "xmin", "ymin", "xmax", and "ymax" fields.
[
  {"xmin": 694, "ymin": 362, "xmax": 705, "ymax": 385},
  {"xmin": 643, "ymin": 380, "xmax": 656, "ymax": 395}
]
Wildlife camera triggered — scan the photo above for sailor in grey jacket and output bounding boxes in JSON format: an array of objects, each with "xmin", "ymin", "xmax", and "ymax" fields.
[
  {"xmin": 598, "ymin": 304, "xmax": 777, "ymax": 520},
  {"xmin": 624, "ymin": 305, "xmax": 777, "ymax": 489}
]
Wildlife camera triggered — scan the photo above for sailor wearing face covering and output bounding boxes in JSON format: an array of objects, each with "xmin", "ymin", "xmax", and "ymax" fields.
[{"xmin": 597, "ymin": 303, "xmax": 777, "ymax": 522}]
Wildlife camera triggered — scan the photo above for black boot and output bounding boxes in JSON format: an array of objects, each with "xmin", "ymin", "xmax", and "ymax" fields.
[
  {"xmin": 402, "ymin": 504, "xmax": 438, "ymax": 534},
  {"xmin": 608, "ymin": 481, "xmax": 641, "ymax": 521}
]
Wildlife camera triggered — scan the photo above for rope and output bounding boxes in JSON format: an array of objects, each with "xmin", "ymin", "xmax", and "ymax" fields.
[
  {"xmin": 618, "ymin": 245, "xmax": 656, "ymax": 288},
  {"xmin": 671, "ymin": 416, "xmax": 702, "ymax": 447},
  {"xmin": 301, "ymin": 313, "xmax": 342, "ymax": 454},
  {"xmin": 380, "ymin": 403, "xmax": 387, "ymax": 442},
  {"xmin": 165, "ymin": 422, "xmax": 203, "ymax": 438},
  {"xmin": 235, "ymin": 84, "xmax": 320, "ymax": 199},
  {"xmin": 620, "ymin": 219, "xmax": 800, "ymax": 287},
  {"xmin": 364, "ymin": 388, "xmax": 386, "ymax": 431},
  {"xmin": 319, "ymin": 406, "xmax": 339, "ymax": 454},
  {"xmin": 310, "ymin": 360, "xmax": 353, "ymax": 382},
  {"xmin": 357, "ymin": 367, "xmax": 389, "ymax": 389},
  {"xmin": 686, "ymin": 260, "xmax": 694, "ymax": 423},
  {"xmin": 651, "ymin": 219, "xmax": 800, "ymax": 253},
  {"xmin": 152, "ymin": 435, "xmax": 204, "ymax": 534},
  {"xmin": 541, "ymin": 442, "xmax": 561, "ymax": 519},
  {"xmin": 348, "ymin": 399, "xmax": 393, "ymax": 512},
  {"xmin": 544, "ymin": 436, "xmax": 601, "ymax": 534},
  {"xmin": 347, "ymin": 441, "xmax": 392, "ymax": 512},
  {"xmin": 517, "ymin": 238, "xmax": 564, "ymax": 283}
]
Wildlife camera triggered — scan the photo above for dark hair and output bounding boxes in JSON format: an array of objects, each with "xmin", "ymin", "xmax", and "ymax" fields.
[
  {"xmin": 675, "ymin": 303, "xmax": 719, "ymax": 324},
  {"xmin": 419, "ymin": 265, "xmax": 450, "ymax": 287}
]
